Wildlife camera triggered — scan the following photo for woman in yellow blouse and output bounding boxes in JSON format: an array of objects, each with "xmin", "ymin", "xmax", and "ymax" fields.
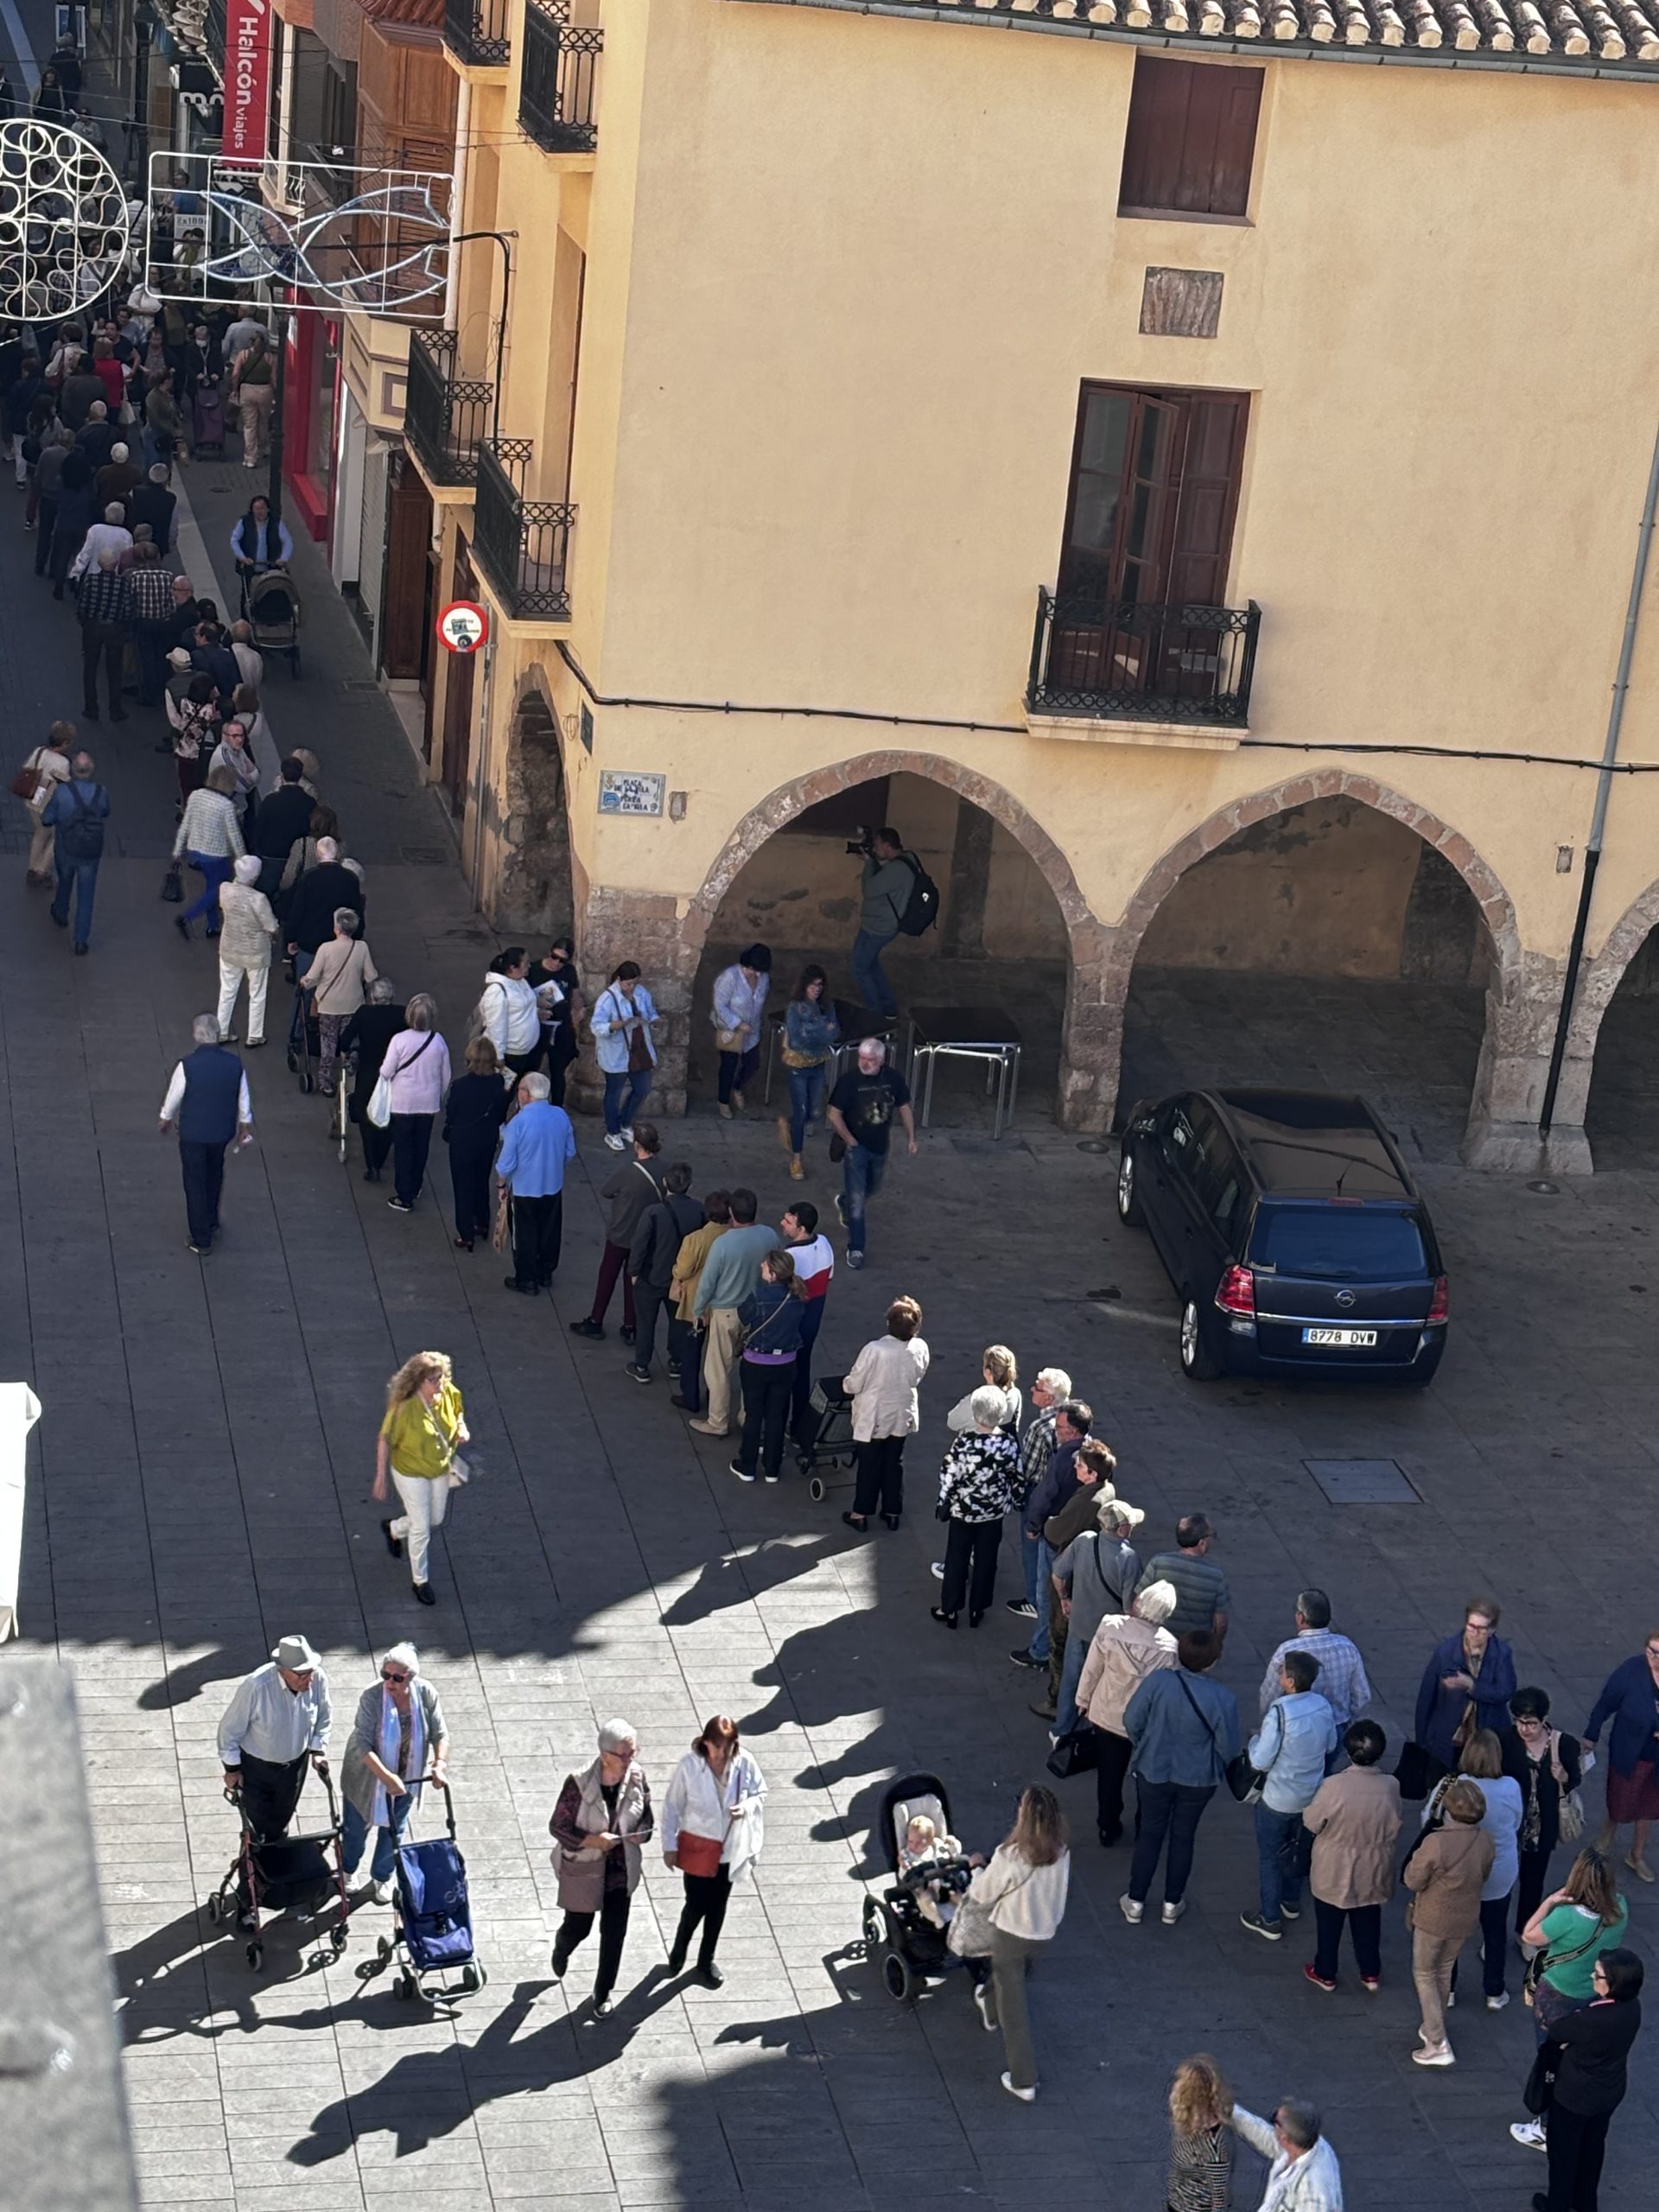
[{"xmin": 372, "ymin": 1351, "xmax": 469, "ymax": 1605}]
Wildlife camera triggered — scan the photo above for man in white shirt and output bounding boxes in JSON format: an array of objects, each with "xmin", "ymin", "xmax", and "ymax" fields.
[
  {"xmin": 217, "ymin": 1635, "xmax": 333, "ymax": 1920},
  {"xmin": 781, "ymin": 1201, "xmax": 834, "ymax": 1446},
  {"xmin": 159, "ymin": 1014, "xmax": 254, "ymax": 1254},
  {"xmin": 69, "ymin": 502, "xmax": 134, "ymax": 581},
  {"xmin": 1230, "ymin": 2098, "xmax": 1344, "ymax": 2212}
]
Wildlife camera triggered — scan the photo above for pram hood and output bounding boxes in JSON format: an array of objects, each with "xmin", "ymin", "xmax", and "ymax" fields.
[
  {"xmin": 878, "ymin": 1772, "xmax": 953, "ymax": 1876},
  {"xmin": 248, "ymin": 571, "xmax": 299, "ymax": 620}
]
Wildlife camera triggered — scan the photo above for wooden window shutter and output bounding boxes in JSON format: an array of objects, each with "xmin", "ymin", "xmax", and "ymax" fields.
[{"xmin": 1118, "ymin": 57, "xmax": 1262, "ymax": 220}]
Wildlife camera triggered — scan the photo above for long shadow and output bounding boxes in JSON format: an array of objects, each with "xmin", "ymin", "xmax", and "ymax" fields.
[
  {"xmin": 658, "ymin": 1534, "xmax": 830, "ymax": 1628},
  {"xmin": 136, "ymin": 1646, "xmax": 241, "ymax": 1709},
  {"xmin": 287, "ymin": 1974, "xmax": 688, "ymax": 2165}
]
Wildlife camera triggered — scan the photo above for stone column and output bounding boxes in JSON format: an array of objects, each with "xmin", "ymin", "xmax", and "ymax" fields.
[
  {"xmin": 578, "ymin": 887, "xmax": 699, "ymax": 1121},
  {"xmin": 1459, "ymin": 950, "xmax": 1592, "ymax": 1175}
]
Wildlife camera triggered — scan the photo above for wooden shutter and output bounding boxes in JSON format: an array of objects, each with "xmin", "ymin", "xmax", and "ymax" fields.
[
  {"xmin": 1167, "ymin": 394, "xmax": 1249, "ymax": 607},
  {"xmin": 1118, "ymin": 58, "xmax": 1262, "ymax": 219}
]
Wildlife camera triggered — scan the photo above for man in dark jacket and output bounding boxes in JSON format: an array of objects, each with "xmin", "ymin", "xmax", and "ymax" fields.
[
  {"xmin": 1033, "ymin": 1434, "xmax": 1120, "ymax": 1722},
  {"xmin": 340, "ymin": 982, "xmax": 405, "ymax": 1184},
  {"xmin": 48, "ymin": 448, "xmax": 95, "ymax": 598},
  {"xmin": 626, "ymin": 1162, "xmax": 702, "ymax": 1383},
  {"xmin": 255, "ymin": 756, "xmax": 315, "ymax": 877},
  {"xmin": 570, "ymin": 1125, "xmax": 665, "ymax": 1344},
  {"xmin": 158, "ymin": 1014, "xmax": 253, "ymax": 1253},
  {"xmin": 1012, "ymin": 1399, "xmax": 1093, "ymax": 1673},
  {"xmin": 73, "ymin": 398, "xmax": 117, "ymax": 469},
  {"xmin": 191, "ymin": 620, "xmax": 241, "ymax": 702},
  {"xmin": 128, "ymin": 463, "xmax": 178, "ymax": 556},
  {"xmin": 283, "ymin": 838, "xmax": 365, "ymax": 966},
  {"xmin": 59, "ymin": 360, "xmax": 104, "ymax": 429}
]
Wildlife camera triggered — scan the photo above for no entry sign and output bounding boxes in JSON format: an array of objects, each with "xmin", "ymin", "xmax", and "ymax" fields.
[{"xmin": 437, "ymin": 600, "xmax": 489, "ymax": 654}]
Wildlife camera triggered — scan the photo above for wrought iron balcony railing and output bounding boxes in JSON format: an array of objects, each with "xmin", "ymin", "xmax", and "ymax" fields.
[
  {"xmin": 405, "ymin": 331, "xmax": 495, "ymax": 488},
  {"xmin": 474, "ymin": 440, "xmax": 575, "ymax": 621},
  {"xmin": 1027, "ymin": 588, "xmax": 1260, "ymax": 728},
  {"xmin": 444, "ymin": 0, "xmax": 510, "ymax": 67},
  {"xmin": 520, "ymin": 0, "xmax": 602, "ymax": 155}
]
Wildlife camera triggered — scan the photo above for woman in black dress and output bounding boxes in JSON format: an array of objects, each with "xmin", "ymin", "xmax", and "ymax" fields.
[
  {"xmin": 529, "ymin": 936, "xmax": 584, "ymax": 1108},
  {"xmin": 442, "ymin": 1035, "xmax": 511, "ymax": 1250}
]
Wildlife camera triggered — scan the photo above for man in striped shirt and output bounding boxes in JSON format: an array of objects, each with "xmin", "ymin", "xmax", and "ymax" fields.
[
  {"xmin": 1136, "ymin": 1515, "xmax": 1231, "ymax": 1642},
  {"xmin": 1006, "ymin": 1367, "xmax": 1072, "ymax": 1621},
  {"xmin": 1257, "ymin": 1590, "xmax": 1372, "ymax": 1728}
]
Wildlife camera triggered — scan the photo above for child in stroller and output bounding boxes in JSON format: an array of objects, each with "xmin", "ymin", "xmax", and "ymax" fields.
[
  {"xmin": 897, "ymin": 1812, "xmax": 977, "ymax": 1930},
  {"xmin": 861, "ymin": 1773, "xmax": 982, "ymax": 2002}
]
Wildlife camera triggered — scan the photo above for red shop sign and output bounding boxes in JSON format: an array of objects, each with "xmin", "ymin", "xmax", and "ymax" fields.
[{"xmin": 223, "ymin": 0, "xmax": 271, "ymax": 164}]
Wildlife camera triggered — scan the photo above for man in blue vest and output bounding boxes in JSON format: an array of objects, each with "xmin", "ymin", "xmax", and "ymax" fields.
[
  {"xmin": 42, "ymin": 748, "xmax": 109, "ymax": 954},
  {"xmin": 158, "ymin": 1016, "xmax": 255, "ymax": 1255}
]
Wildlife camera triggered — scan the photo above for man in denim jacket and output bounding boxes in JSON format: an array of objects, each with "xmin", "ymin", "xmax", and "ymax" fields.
[{"xmin": 1240, "ymin": 1649, "xmax": 1338, "ymax": 1942}]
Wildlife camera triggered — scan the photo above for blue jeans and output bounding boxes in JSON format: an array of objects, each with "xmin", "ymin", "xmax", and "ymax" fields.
[
  {"xmin": 342, "ymin": 1789, "xmax": 414, "ymax": 1884},
  {"xmin": 850, "ymin": 928, "xmax": 899, "ymax": 1018},
  {"xmin": 1026, "ymin": 1538, "xmax": 1054, "ymax": 1662},
  {"xmin": 1053, "ymin": 1624, "xmax": 1089, "ymax": 1738},
  {"xmin": 786, "ymin": 1064, "xmax": 827, "ymax": 1154},
  {"xmin": 1255, "ymin": 1802, "xmax": 1306, "ymax": 1923},
  {"xmin": 1021, "ymin": 1522, "xmax": 1042, "ymax": 1607},
  {"xmin": 51, "ymin": 854, "xmax": 99, "ymax": 945},
  {"xmin": 841, "ymin": 1141, "xmax": 886, "ymax": 1256},
  {"xmin": 603, "ymin": 1067, "xmax": 652, "ymax": 1135},
  {"xmin": 181, "ymin": 849, "xmax": 232, "ymax": 928}
]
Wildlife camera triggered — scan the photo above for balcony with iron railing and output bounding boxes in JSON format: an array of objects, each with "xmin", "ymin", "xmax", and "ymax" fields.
[
  {"xmin": 520, "ymin": 0, "xmax": 602, "ymax": 155},
  {"xmin": 443, "ymin": 0, "xmax": 510, "ymax": 67},
  {"xmin": 474, "ymin": 440, "xmax": 575, "ymax": 621},
  {"xmin": 405, "ymin": 331, "xmax": 496, "ymax": 490},
  {"xmin": 1026, "ymin": 588, "xmax": 1261, "ymax": 734}
]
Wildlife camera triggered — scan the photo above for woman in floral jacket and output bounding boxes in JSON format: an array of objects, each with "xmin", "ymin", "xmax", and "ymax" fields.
[{"xmin": 931, "ymin": 1386, "xmax": 1022, "ymax": 1630}]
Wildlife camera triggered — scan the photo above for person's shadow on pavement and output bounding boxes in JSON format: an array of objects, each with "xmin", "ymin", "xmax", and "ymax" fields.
[
  {"xmin": 136, "ymin": 1647, "xmax": 241, "ymax": 1709},
  {"xmin": 658, "ymin": 1536, "xmax": 829, "ymax": 1629}
]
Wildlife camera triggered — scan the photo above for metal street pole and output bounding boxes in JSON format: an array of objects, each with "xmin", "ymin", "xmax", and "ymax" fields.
[{"xmin": 266, "ymin": 292, "xmax": 288, "ymax": 529}]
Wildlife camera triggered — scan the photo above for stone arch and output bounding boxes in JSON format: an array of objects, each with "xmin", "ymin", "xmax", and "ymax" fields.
[
  {"xmin": 680, "ymin": 749, "xmax": 1115, "ymax": 1129},
  {"xmin": 1568, "ymin": 879, "xmax": 1659, "ymax": 1065},
  {"xmin": 494, "ymin": 668, "xmax": 576, "ymax": 935},
  {"xmin": 1107, "ymin": 769, "xmax": 1530, "ymax": 1160}
]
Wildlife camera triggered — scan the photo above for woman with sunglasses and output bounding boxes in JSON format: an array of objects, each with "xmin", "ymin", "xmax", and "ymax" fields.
[
  {"xmin": 529, "ymin": 936, "xmax": 586, "ymax": 1109},
  {"xmin": 340, "ymin": 1642, "xmax": 450, "ymax": 1904}
]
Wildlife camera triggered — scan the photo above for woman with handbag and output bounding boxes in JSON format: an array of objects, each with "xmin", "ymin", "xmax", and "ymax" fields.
[
  {"xmin": 661, "ymin": 1715, "xmax": 767, "ymax": 1988},
  {"xmin": 731, "ymin": 1249, "xmax": 805, "ymax": 1484},
  {"xmin": 591, "ymin": 961, "xmax": 660, "ymax": 1152},
  {"xmin": 711, "ymin": 943, "xmax": 770, "ymax": 1119},
  {"xmin": 1511, "ymin": 1850, "xmax": 1631, "ymax": 2152},
  {"xmin": 550, "ymin": 1719, "xmax": 652, "ymax": 2016},
  {"xmin": 372, "ymin": 1350, "xmax": 469, "ymax": 1606},
  {"xmin": 776, "ymin": 963, "xmax": 839, "ymax": 1177},
  {"xmin": 1402, "ymin": 1777, "xmax": 1494, "ymax": 2068},
  {"xmin": 955, "ymin": 1784, "xmax": 1070, "ymax": 2102},
  {"xmin": 17, "ymin": 718, "xmax": 73, "ymax": 884},
  {"xmin": 374, "ymin": 994, "xmax": 451, "ymax": 1213},
  {"xmin": 1502, "ymin": 1688, "xmax": 1586, "ymax": 1943},
  {"xmin": 1522, "ymin": 1948, "xmax": 1643, "ymax": 2212},
  {"xmin": 442, "ymin": 1035, "xmax": 511, "ymax": 1252}
]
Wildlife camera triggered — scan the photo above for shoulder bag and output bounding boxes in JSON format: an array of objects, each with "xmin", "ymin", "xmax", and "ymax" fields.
[
  {"xmin": 1550, "ymin": 1732, "xmax": 1586, "ymax": 1844},
  {"xmin": 1174, "ymin": 1670, "xmax": 1257, "ymax": 1802},
  {"xmin": 369, "ymin": 1030, "xmax": 434, "ymax": 1128},
  {"xmin": 1395, "ymin": 1738, "xmax": 1435, "ymax": 1802},
  {"xmin": 10, "ymin": 749, "xmax": 41, "ymax": 802},
  {"xmin": 1523, "ymin": 1912, "xmax": 1605, "ymax": 2009},
  {"xmin": 946, "ymin": 1862, "xmax": 1031, "ymax": 1961}
]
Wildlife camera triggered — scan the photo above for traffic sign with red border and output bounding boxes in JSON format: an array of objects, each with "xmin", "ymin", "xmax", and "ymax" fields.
[{"xmin": 436, "ymin": 600, "xmax": 490, "ymax": 654}]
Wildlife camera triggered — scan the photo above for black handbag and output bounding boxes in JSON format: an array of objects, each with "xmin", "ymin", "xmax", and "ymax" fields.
[
  {"xmin": 1522, "ymin": 2044, "xmax": 1558, "ymax": 2117},
  {"xmin": 1395, "ymin": 1739, "xmax": 1435, "ymax": 1802},
  {"xmin": 1046, "ymin": 1730, "xmax": 1100, "ymax": 1780},
  {"xmin": 160, "ymin": 861, "xmax": 183, "ymax": 902},
  {"xmin": 1173, "ymin": 1671, "xmax": 1255, "ymax": 1800}
]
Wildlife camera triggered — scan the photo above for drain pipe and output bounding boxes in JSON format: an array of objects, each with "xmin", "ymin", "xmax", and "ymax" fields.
[
  {"xmin": 444, "ymin": 76, "xmax": 472, "ymax": 334},
  {"xmin": 1538, "ymin": 419, "xmax": 1659, "ymax": 1141}
]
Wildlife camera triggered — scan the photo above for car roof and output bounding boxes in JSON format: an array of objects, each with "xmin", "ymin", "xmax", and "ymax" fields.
[{"xmin": 1208, "ymin": 1089, "xmax": 1416, "ymax": 1202}]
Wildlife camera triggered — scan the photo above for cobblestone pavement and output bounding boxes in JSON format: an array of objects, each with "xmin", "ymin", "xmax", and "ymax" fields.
[{"xmin": 2, "ymin": 467, "xmax": 1657, "ymax": 2210}]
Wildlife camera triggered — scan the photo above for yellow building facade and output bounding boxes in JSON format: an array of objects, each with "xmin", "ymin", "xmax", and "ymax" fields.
[{"xmin": 410, "ymin": 0, "xmax": 1659, "ymax": 1168}]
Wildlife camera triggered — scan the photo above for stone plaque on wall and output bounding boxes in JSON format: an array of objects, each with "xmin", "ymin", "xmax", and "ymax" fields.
[{"xmin": 1140, "ymin": 267, "xmax": 1224, "ymax": 340}]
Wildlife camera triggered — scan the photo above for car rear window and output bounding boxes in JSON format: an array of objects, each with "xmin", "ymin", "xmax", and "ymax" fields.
[{"xmin": 1249, "ymin": 1206, "xmax": 1427, "ymax": 1283}]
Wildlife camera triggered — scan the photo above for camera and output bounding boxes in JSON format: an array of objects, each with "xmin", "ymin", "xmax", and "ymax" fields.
[{"xmin": 845, "ymin": 825, "xmax": 873, "ymax": 857}]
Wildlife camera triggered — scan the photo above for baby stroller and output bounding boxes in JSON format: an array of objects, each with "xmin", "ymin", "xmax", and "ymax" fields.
[
  {"xmin": 795, "ymin": 1373, "xmax": 858, "ymax": 1500},
  {"xmin": 861, "ymin": 1771, "xmax": 972, "ymax": 2003},
  {"xmin": 207, "ymin": 1761, "xmax": 350, "ymax": 1972},
  {"xmin": 243, "ymin": 565, "xmax": 302, "ymax": 677},
  {"xmin": 193, "ymin": 381, "xmax": 226, "ymax": 457},
  {"xmin": 370, "ymin": 1780, "xmax": 486, "ymax": 2002}
]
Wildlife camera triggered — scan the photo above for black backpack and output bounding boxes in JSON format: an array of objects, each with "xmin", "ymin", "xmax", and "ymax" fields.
[
  {"xmin": 55, "ymin": 784, "xmax": 105, "ymax": 861},
  {"xmin": 892, "ymin": 849, "xmax": 939, "ymax": 938}
]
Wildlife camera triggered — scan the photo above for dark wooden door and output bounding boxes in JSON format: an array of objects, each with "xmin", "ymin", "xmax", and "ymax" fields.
[
  {"xmin": 381, "ymin": 455, "xmax": 432, "ymax": 681},
  {"xmin": 442, "ymin": 537, "xmax": 477, "ymax": 816}
]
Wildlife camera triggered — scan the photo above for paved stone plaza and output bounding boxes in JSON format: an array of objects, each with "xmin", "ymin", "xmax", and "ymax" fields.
[{"xmin": 3, "ymin": 476, "xmax": 1656, "ymax": 2209}]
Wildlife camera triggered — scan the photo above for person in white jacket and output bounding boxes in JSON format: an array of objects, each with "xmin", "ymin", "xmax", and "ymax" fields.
[
  {"xmin": 962, "ymin": 1783, "xmax": 1070, "ymax": 2102},
  {"xmin": 1229, "ymin": 2097, "xmax": 1344, "ymax": 2212},
  {"xmin": 659, "ymin": 1716, "xmax": 767, "ymax": 1988},
  {"xmin": 476, "ymin": 948, "xmax": 543, "ymax": 1078},
  {"xmin": 711, "ymin": 942, "xmax": 771, "ymax": 1117},
  {"xmin": 591, "ymin": 961, "xmax": 661, "ymax": 1149},
  {"xmin": 840, "ymin": 1295, "xmax": 931, "ymax": 1532},
  {"xmin": 944, "ymin": 1344, "xmax": 1022, "ymax": 1435}
]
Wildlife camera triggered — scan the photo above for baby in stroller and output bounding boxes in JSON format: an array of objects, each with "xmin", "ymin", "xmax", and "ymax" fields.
[{"xmin": 898, "ymin": 1813, "xmax": 977, "ymax": 1929}]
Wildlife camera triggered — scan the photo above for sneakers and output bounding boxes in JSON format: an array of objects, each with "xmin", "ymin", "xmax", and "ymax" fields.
[
  {"xmin": 731, "ymin": 1089, "xmax": 747, "ymax": 1111},
  {"xmin": 1006, "ymin": 1598, "xmax": 1038, "ymax": 1620},
  {"xmin": 730, "ymin": 1461, "xmax": 756, "ymax": 1483},
  {"xmin": 1412, "ymin": 2041, "xmax": 1455, "ymax": 2068},
  {"xmin": 387, "ymin": 1198, "xmax": 412, "ymax": 1213},
  {"xmin": 689, "ymin": 1419, "xmax": 727, "ymax": 1437},
  {"xmin": 570, "ymin": 1318, "xmax": 604, "ymax": 1340},
  {"xmin": 370, "ymin": 1878, "xmax": 393, "ymax": 1905},
  {"xmin": 972, "ymin": 1979, "xmax": 995, "ymax": 2033},
  {"xmin": 619, "ymin": 1127, "xmax": 634, "ymax": 1144},
  {"xmin": 1303, "ymin": 1963, "xmax": 1338, "ymax": 1993},
  {"xmin": 1510, "ymin": 2120, "xmax": 1547, "ymax": 2152},
  {"xmin": 1028, "ymin": 1700, "xmax": 1058, "ymax": 1721},
  {"xmin": 1486, "ymin": 1992, "xmax": 1510, "ymax": 2012},
  {"xmin": 789, "ymin": 1156, "xmax": 804, "ymax": 1180},
  {"xmin": 1279, "ymin": 1902, "xmax": 1300, "ymax": 1921},
  {"xmin": 1239, "ymin": 1912, "xmax": 1282, "ymax": 1942},
  {"xmin": 1162, "ymin": 1901, "xmax": 1186, "ymax": 1927},
  {"xmin": 846, "ymin": 1251, "xmax": 864, "ymax": 1270},
  {"xmin": 716, "ymin": 1103, "xmax": 734, "ymax": 1121},
  {"xmin": 930, "ymin": 1560, "xmax": 945, "ymax": 1580},
  {"xmin": 603, "ymin": 1131, "xmax": 627, "ymax": 1151},
  {"xmin": 833, "ymin": 1192, "xmax": 847, "ymax": 1228},
  {"xmin": 1000, "ymin": 2072, "xmax": 1037, "ymax": 2103},
  {"xmin": 1118, "ymin": 1895, "xmax": 1143, "ymax": 1924},
  {"xmin": 1007, "ymin": 1649, "xmax": 1044, "ymax": 1670},
  {"xmin": 626, "ymin": 1363, "xmax": 652, "ymax": 1383},
  {"xmin": 1360, "ymin": 1974, "xmax": 1381, "ymax": 1993}
]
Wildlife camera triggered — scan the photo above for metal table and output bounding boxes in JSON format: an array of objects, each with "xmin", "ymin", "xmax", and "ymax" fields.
[
  {"xmin": 905, "ymin": 1006, "xmax": 1022, "ymax": 1138},
  {"xmin": 762, "ymin": 999, "xmax": 904, "ymax": 1104}
]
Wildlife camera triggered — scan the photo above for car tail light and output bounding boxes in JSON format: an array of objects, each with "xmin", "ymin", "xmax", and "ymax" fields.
[
  {"xmin": 1215, "ymin": 1264, "xmax": 1255, "ymax": 1317},
  {"xmin": 1427, "ymin": 1274, "xmax": 1449, "ymax": 1325}
]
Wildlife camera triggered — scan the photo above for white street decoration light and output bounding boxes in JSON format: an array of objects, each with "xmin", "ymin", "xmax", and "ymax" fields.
[
  {"xmin": 0, "ymin": 120, "xmax": 129, "ymax": 322},
  {"xmin": 0, "ymin": 1382, "xmax": 42, "ymax": 1643}
]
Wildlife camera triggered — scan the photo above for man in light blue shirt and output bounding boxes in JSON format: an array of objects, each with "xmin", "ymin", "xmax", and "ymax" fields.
[
  {"xmin": 495, "ymin": 1072, "xmax": 576, "ymax": 1293},
  {"xmin": 232, "ymin": 495, "xmax": 294, "ymax": 572},
  {"xmin": 689, "ymin": 1187, "xmax": 779, "ymax": 1438},
  {"xmin": 1240, "ymin": 1649, "xmax": 1338, "ymax": 1942},
  {"xmin": 1258, "ymin": 1588, "xmax": 1372, "ymax": 1727}
]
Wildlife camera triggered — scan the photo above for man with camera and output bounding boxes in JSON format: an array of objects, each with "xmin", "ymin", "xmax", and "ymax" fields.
[{"xmin": 849, "ymin": 825, "xmax": 913, "ymax": 1020}]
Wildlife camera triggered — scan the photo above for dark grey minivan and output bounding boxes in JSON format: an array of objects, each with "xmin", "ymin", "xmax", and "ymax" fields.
[{"xmin": 1116, "ymin": 1089, "xmax": 1448, "ymax": 1385}]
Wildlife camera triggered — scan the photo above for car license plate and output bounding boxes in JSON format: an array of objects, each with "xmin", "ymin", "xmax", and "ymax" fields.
[{"xmin": 1302, "ymin": 1327, "xmax": 1378, "ymax": 1347}]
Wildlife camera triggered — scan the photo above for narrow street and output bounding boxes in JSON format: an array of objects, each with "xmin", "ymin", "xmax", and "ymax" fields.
[{"xmin": 0, "ymin": 457, "xmax": 1655, "ymax": 2207}]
